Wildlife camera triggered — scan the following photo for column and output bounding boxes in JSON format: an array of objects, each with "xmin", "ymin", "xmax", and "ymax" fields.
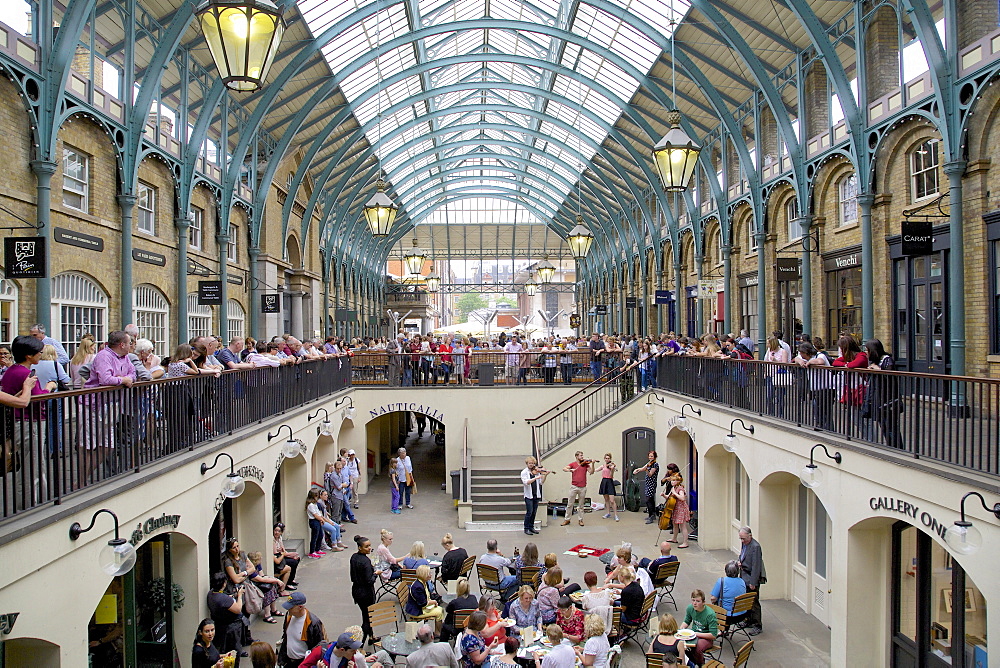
[
  {"xmin": 695, "ymin": 253, "xmax": 704, "ymax": 334},
  {"xmin": 799, "ymin": 215, "xmax": 813, "ymax": 336},
  {"xmin": 290, "ymin": 291, "xmax": 304, "ymax": 339},
  {"xmin": 944, "ymin": 161, "xmax": 967, "ymax": 378},
  {"xmin": 755, "ymin": 230, "xmax": 767, "ymax": 351},
  {"xmin": 673, "ymin": 261, "xmax": 683, "ymax": 336},
  {"xmin": 249, "ymin": 246, "xmax": 261, "ymax": 339},
  {"xmin": 175, "ymin": 214, "xmax": 192, "ymax": 345},
  {"xmin": 858, "ymin": 194, "xmax": 875, "ymax": 343},
  {"xmin": 30, "ymin": 160, "xmax": 57, "ymax": 331},
  {"xmin": 118, "ymin": 194, "xmax": 137, "ymax": 327}
]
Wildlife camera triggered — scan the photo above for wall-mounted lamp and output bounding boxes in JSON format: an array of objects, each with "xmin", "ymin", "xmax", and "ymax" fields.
[
  {"xmin": 268, "ymin": 424, "xmax": 301, "ymax": 458},
  {"xmin": 723, "ymin": 419, "xmax": 754, "ymax": 452},
  {"xmin": 676, "ymin": 404, "xmax": 702, "ymax": 432},
  {"xmin": 308, "ymin": 407, "xmax": 334, "ymax": 436},
  {"xmin": 69, "ymin": 509, "xmax": 137, "ymax": 576},
  {"xmin": 945, "ymin": 492, "xmax": 1000, "ymax": 556},
  {"xmin": 200, "ymin": 452, "xmax": 246, "ymax": 498},
  {"xmin": 799, "ymin": 443, "xmax": 842, "ymax": 489},
  {"xmin": 334, "ymin": 396, "xmax": 357, "ymax": 422},
  {"xmin": 644, "ymin": 393, "xmax": 665, "ymax": 417}
]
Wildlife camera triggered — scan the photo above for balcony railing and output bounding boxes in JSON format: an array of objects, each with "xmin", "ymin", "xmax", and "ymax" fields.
[
  {"xmin": 1, "ymin": 359, "xmax": 351, "ymax": 521},
  {"xmin": 655, "ymin": 355, "xmax": 1000, "ymax": 477}
]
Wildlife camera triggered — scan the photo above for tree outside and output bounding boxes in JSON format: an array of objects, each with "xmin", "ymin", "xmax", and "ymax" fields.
[{"xmin": 456, "ymin": 293, "xmax": 488, "ymax": 321}]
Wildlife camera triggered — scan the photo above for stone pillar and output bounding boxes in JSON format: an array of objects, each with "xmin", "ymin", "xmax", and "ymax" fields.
[
  {"xmin": 944, "ymin": 161, "xmax": 967, "ymax": 377},
  {"xmin": 722, "ymin": 245, "xmax": 732, "ymax": 334},
  {"xmin": 290, "ymin": 291, "xmax": 304, "ymax": 339},
  {"xmin": 30, "ymin": 160, "xmax": 57, "ymax": 330},
  {"xmin": 175, "ymin": 214, "xmax": 192, "ymax": 345},
  {"xmin": 755, "ymin": 230, "xmax": 767, "ymax": 350},
  {"xmin": 858, "ymin": 194, "xmax": 875, "ymax": 342},
  {"xmin": 118, "ymin": 194, "xmax": 137, "ymax": 327}
]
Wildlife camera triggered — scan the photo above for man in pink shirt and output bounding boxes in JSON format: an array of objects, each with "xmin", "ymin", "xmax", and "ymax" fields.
[
  {"xmin": 561, "ymin": 451, "xmax": 594, "ymax": 526},
  {"xmin": 83, "ymin": 330, "xmax": 138, "ymax": 478}
]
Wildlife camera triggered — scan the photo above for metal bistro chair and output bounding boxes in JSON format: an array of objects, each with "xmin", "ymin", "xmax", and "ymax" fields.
[
  {"xmin": 645, "ymin": 653, "xmax": 665, "ymax": 668},
  {"xmin": 618, "ymin": 591, "xmax": 657, "ymax": 651},
  {"xmin": 652, "ymin": 560, "xmax": 681, "ymax": 611},
  {"xmin": 476, "ymin": 563, "xmax": 507, "ymax": 600},
  {"xmin": 438, "ymin": 554, "xmax": 477, "ymax": 592},
  {"xmin": 397, "ymin": 581, "xmax": 419, "ymax": 622},
  {"xmin": 453, "ymin": 608, "xmax": 473, "ymax": 632},
  {"xmin": 518, "ymin": 566, "xmax": 543, "ymax": 591},
  {"xmin": 704, "ymin": 640, "xmax": 754, "ymax": 668},
  {"xmin": 400, "ymin": 568, "xmax": 419, "ymax": 588},
  {"xmin": 608, "ymin": 607, "xmax": 623, "ymax": 643},
  {"xmin": 721, "ymin": 591, "xmax": 757, "ymax": 653},
  {"xmin": 375, "ymin": 571, "xmax": 400, "ymax": 602},
  {"xmin": 367, "ymin": 600, "xmax": 402, "ymax": 640},
  {"xmin": 702, "ymin": 604, "xmax": 729, "ymax": 663}
]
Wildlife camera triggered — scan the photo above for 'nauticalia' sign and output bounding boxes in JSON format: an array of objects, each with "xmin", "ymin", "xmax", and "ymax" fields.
[
  {"xmin": 370, "ymin": 403, "xmax": 444, "ymax": 421},
  {"xmin": 869, "ymin": 497, "xmax": 948, "ymax": 539}
]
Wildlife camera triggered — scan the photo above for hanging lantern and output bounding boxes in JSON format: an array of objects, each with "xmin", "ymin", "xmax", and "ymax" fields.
[
  {"xmin": 403, "ymin": 238, "xmax": 426, "ymax": 275},
  {"xmin": 524, "ymin": 273, "xmax": 538, "ymax": 297},
  {"xmin": 363, "ymin": 179, "xmax": 399, "ymax": 236},
  {"xmin": 536, "ymin": 255, "xmax": 556, "ymax": 283},
  {"xmin": 196, "ymin": 0, "xmax": 286, "ymax": 92},
  {"xmin": 652, "ymin": 110, "xmax": 701, "ymax": 192},
  {"xmin": 425, "ymin": 266, "xmax": 441, "ymax": 292},
  {"xmin": 566, "ymin": 216, "xmax": 594, "ymax": 259}
]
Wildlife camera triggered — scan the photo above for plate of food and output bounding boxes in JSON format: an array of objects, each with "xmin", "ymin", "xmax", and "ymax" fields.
[
  {"xmin": 569, "ymin": 591, "xmax": 584, "ymax": 601},
  {"xmin": 503, "ymin": 618, "xmax": 517, "ymax": 627},
  {"xmin": 675, "ymin": 629, "xmax": 697, "ymax": 641}
]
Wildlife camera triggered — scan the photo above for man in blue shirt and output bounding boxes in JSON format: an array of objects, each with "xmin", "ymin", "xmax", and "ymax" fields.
[{"xmin": 29, "ymin": 324, "xmax": 69, "ymax": 367}]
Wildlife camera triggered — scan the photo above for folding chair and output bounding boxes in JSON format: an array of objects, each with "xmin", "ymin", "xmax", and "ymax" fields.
[
  {"xmin": 400, "ymin": 568, "xmax": 419, "ymax": 588},
  {"xmin": 651, "ymin": 560, "xmax": 681, "ymax": 610},
  {"xmin": 702, "ymin": 604, "xmax": 728, "ymax": 663},
  {"xmin": 608, "ymin": 608, "xmax": 623, "ymax": 644},
  {"xmin": 368, "ymin": 600, "xmax": 402, "ymax": 637},
  {"xmin": 476, "ymin": 563, "xmax": 506, "ymax": 599},
  {"xmin": 376, "ymin": 572, "xmax": 400, "ymax": 601},
  {"xmin": 397, "ymin": 581, "xmax": 418, "ymax": 621},
  {"xmin": 607, "ymin": 644, "xmax": 623, "ymax": 668},
  {"xmin": 618, "ymin": 591, "xmax": 657, "ymax": 651},
  {"xmin": 518, "ymin": 566, "xmax": 543, "ymax": 591},
  {"xmin": 721, "ymin": 591, "xmax": 757, "ymax": 652},
  {"xmin": 645, "ymin": 653, "xmax": 665, "ymax": 668},
  {"xmin": 454, "ymin": 609, "xmax": 473, "ymax": 631},
  {"xmin": 704, "ymin": 640, "xmax": 754, "ymax": 668}
]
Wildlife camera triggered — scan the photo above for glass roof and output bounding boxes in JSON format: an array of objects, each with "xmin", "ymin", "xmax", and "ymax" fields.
[{"xmin": 301, "ymin": 0, "xmax": 691, "ymax": 227}]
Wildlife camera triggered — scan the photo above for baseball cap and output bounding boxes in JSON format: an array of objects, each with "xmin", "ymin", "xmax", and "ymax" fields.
[
  {"xmin": 336, "ymin": 632, "xmax": 363, "ymax": 650},
  {"xmin": 282, "ymin": 591, "xmax": 307, "ymax": 609},
  {"xmin": 347, "ymin": 449, "xmax": 356, "ymax": 455}
]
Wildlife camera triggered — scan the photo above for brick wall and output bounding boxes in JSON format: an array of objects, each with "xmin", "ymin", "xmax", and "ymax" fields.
[
  {"xmin": 958, "ymin": 0, "xmax": 999, "ymax": 49},
  {"xmin": 864, "ymin": 5, "xmax": 900, "ymax": 102}
]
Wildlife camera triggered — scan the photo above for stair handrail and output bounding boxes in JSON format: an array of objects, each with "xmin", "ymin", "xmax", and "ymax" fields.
[{"xmin": 525, "ymin": 363, "xmax": 631, "ymax": 425}]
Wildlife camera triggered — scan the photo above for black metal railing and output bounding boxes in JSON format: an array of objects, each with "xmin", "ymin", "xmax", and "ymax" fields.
[
  {"xmin": 1, "ymin": 358, "xmax": 352, "ymax": 520},
  {"xmin": 351, "ymin": 350, "xmax": 633, "ymax": 386},
  {"xmin": 655, "ymin": 355, "xmax": 1000, "ymax": 476}
]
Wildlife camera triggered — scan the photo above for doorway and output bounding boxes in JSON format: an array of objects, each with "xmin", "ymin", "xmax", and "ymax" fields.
[
  {"xmin": 778, "ymin": 279, "xmax": 803, "ymax": 340},
  {"xmin": 622, "ymin": 427, "xmax": 654, "ymax": 512},
  {"xmin": 893, "ymin": 253, "xmax": 947, "ymax": 373},
  {"xmin": 791, "ymin": 486, "xmax": 831, "ymax": 626}
]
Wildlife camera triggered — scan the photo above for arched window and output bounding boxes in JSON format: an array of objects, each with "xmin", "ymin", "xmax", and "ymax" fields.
[
  {"xmin": 187, "ymin": 293, "xmax": 212, "ymax": 341},
  {"xmin": 227, "ymin": 299, "xmax": 246, "ymax": 340},
  {"xmin": 52, "ymin": 272, "xmax": 107, "ymax": 356},
  {"xmin": 0, "ymin": 278, "xmax": 18, "ymax": 344},
  {"xmin": 133, "ymin": 284, "xmax": 170, "ymax": 355},
  {"xmin": 838, "ymin": 173, "xmax": 859, "ymax": 226},
  {"xmin": 910, "ymin": 139, "xmax": 940, "ymax": 202}
]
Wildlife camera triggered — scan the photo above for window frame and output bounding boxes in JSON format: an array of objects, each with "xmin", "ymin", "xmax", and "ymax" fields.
[
  {"xmin": 137, "ymin": 182, "xmax": 156, "ymax": 235},
  {"xmin": 786, "ymin": 197, "xmax": 801, "ymax": 242},
  {"xmin": 189, "ymin": 207, "xmax": 203, "ymax": 250},
  {"xmin": 838, "ymin": 173, "xmax": 859, "ymax": 227},
  {"xmin": 227, "ymin": 226, "xmax": 238, "ymax": 263},
  {"xmin": 910, "ymin": 139, "xmax": 940, "ymax": 203},
  {"xmin": 133, "ymin": 284, "xmax": 169, "ymax": 355},
  {"xmin": 62, "ymin": 146, "xmax": 89, "ymax": 212}
]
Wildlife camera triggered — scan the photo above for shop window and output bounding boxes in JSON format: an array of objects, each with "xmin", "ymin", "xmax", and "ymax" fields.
[
  {"xmin": 0, "ymin": 278, "xmax": 17, "ymax": 344},
  {"xmin": 133, "ymin": 284, "xmax": 169, "ymax": 355},
  {"xmin": 826, "ymin": 265, "xmax": 863, "ymax": 345},
  {"xmin": 53, "ymin": 272, "xmax": 107, "ymax": 357},
  {"xmin": 747, "ymin": 223, "xmax": 758, "ymax": 254},
  {"xmin": 838, "ymin": 174, "xmax": 858, "ymax": 226},
  {"xmin": 227, "ymin": 299, "xmax": 245, "ymax": 340},
  {"xmin": 739, "ymin": 284, "xmax": 758, "ymax": 338},
  {"xmin": 993, "ymin": 240, "xmax": 1000, "ymax": 353},
  {"xmin": 189, "ymin": 207, "xmax": 203, "ymax": 250},
  {"xmin": 786, "ymin": 198, "xmax": 800, "ymax": 241},
  {"xmin": 715, "ymin": 229, "xmax": 725, "ymax": 265},
  {"xmin": 137, "ymin": 182, "xmax": 155, "ymax": 235},
  {"xmin": 62, "ymin": 146, "xmax": 89, "ymax": 212},
  {"xmin": 227, "ymin": 226, "xmax": 238, "ymax": 262},
  {"xmin": 187, "ymin": 293, "xmax": 212, "ymax": 341},
  {"xmin": 910, "ymin": 139, "xmax": 940, "ymax": 202}
]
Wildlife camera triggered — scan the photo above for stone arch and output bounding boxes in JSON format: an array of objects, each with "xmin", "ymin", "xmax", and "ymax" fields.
[
  {"xmin": 285, "ymin": 235, "xmax": 302, "ymax": 268},
  {"xmin": 3, "ymin": 637, "xmax": 61, "ymax": 667},
  {"xmin": 872, "ymin": 118, "xmax": 943, "ymax": 204}
]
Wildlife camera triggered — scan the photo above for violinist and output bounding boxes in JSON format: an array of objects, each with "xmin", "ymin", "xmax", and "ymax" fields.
[
  {"xmin": 664, "ymin": 475, "xmax": 691, "ymax": 548},
  {"xmin": 521, "ymin": 457, "xmax": 550, "ymax": 536},
  {"xmin": 562, "ymin": 451, "xmax": 595, "ymax": 527},
  {"xmin": 634, "ymin": 451, "xmax": 660, "ymax": 524}
]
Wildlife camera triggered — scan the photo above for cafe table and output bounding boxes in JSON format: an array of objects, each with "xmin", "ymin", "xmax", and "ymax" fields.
[{"xmin": 378, "ymin": 631, "xmax": 422, "ymax": 658}]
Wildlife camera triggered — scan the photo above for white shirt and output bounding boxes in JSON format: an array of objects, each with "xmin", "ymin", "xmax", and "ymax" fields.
[
  {"xmin": 583, "ymin": 634, "xmax": 611, "ymax": 668},
  {"xmin": 345, "ymin": 457, "xmax": 360, "ymax": 480},
  {"xmin": 541, "ymin": 643, "xmax": 576, "ymax": 668},
  {"xmin": 521, "ymin": 466, "xmax": 543, "ymax": 499},
  {"xmin": 285, "ymin": 613, "xmax": 308, "ymax": 659}
]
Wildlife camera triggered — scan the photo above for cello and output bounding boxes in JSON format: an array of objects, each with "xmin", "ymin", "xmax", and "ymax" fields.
[{"xmin": 658, "ymin": 492, "xmax": 676, "ymax": 530}]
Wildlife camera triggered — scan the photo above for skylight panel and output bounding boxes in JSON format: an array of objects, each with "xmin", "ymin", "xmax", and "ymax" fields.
[
  {"xmin": 430, "ymin": 61, "xmax": 482, "ymax": 88},
  {"xmin": 605, "ymin": 0, "xmax": 689, "ymax": 44},
  {"xmin": 299, "ymin": 0, "xmax": 368, "ymax": 39},
  {"xmin": 487, "ymin": 29, "xmax": 549, "ymax": 60},
  {"xmin": 323, "ymin": 3, "xmax": 409, "ymax": 73},
  {"xmin": 564, "ymin": 46, "xmax": 637, "ymax": 104},
  {"xmin": 545, "ymin": 98, "xmax": 608, "ymax": 141},
  {"xmin": 572, "ymin": 3, "xmax": 659, "ymax": 73},
  {"xmin": 422, "ymin": 0, "xmax": 486, "ymax": 27}
]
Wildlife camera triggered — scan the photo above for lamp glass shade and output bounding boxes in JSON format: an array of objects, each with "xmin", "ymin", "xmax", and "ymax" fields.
[
  {"xmin": 652, "ymin": 112, "xmax": 701, "ymax": 192},
  {"xmin": 945, "ymin": 523, "xmax": 982, "ymax": 556},
  {"xmin": 345, "ymin": 406, "xmax": 357, "ymax": 421},
  {"xmin": 222, "ymin": 472, "xmax": 246, "ymax": 498},
  {"xmin": 363, "ymin": 181, "xmax": 398, "ymax": 236},
  {"xmin": 100, "ymin": 539, "xmax": 137, "ymax": 576},
  {"xmin": 644, "ymin": 402, "xmax": 655, "ymax": 417},
  {"xmin": 197, "ymin": 0, "xmax": 285, "ymax": 92},
  {"xmin": 425, "ymin": 271, "xmax": 441, "ymax": 292},
  {"xmin": 536, "ymin": 257, "xmax": 556, "ymax": 283},
  {"xmin": 282, "ymin": 439, "xmax": 300, "ymax": 459},
  {"xmin": 676, "ymin": 415, "xmax": 689, "ymax": 432},
  {"xmin": 403, "ymin": 240, "xmax": 426, "ymax": 275},
  {"xmin": 320, "ymin": 420, "xmax": 333, "ymax": 436},
  {"xmin": 525, "ymin": 276, "xmax": 538, "ymax": 297},
  {"xmin": 722, "ymin": 434, "xmax": 739, "ymax": 452},
  {"xmin": 567, "ymin": 220, "xmax": 594, "ymax": 259},
  {"xmin": 799, "ymin": 464, "xmax": 822, "ymax": 489}
]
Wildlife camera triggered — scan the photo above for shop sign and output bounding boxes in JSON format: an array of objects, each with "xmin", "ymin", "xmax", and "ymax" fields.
[
  {"xmin": 902, "ymin": 219, "xmax": 933, "ymax": 255},
  {"xmin": 569, "ymin": 314, "xmax": 581, "ymax": 328},
  {"xmin": 594, "ymin": 304, "xmax": 608, "ymax": 315},
  {"xmin": 261, "ymin": 293, "xmax": 280, "ymax": 313},
  {"xmin": 776, "ymin": 258, "xmax": 801, "ymax": 281},
  {"xmin": 132, "ymin": 248, "xmax": 166, "ymax": 266},
  {"xmin": 869, "ymin": 496, "xmax": 948, "ymax": 539},
  {"xmin": 0, "ymin": 612, "xmax": 18, "ymax": 635},
  {"xmin": 739, "ymin": 273, "xmax": 758, "ymax": 288},
  {"xmin": 4, "ymin": 237, "xmax": 46, "ymax": 278},
  {"xmin": 227, "ymin": 274, "xmax": 243, "ymax": 286},
  {"xmin": 369, "ymin": 402, "xmax": 444, "ymax": 422},
  {"xmin": 54, "ymin": 227, "xmax": 103, "ymax": 252},
  {"xmin": 198, "ymin": 280, "xmax": 223, "ymax": 305},
  {"xmin": 128, "ymin": 513, "xmax": 181, "ymax": 546},
  {"xmin": 625, "ymin": 297, "xmax": 638, "ymax": 309},
  {"xmin": 335, "ymin": 308, "xmax": 357, "ymax": 322},
  {"xmin": 654, "ymin": 290, "xmax": 672, "ymax": 304},
  {"xmin": 824, "ymin": 252, "xmax": 861, "ymax": 272}
]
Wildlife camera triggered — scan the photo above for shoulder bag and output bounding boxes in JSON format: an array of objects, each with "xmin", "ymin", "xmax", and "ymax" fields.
[
  {"xmin": 243, "ymin": 581, "xmax": 264, "ymax": 615},
  {"xmin": 53, "ymin": 361, "xmax": 71, "ymax": 392}
]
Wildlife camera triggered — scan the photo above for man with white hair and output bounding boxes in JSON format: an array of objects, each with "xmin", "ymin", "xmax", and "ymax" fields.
[
  {"xmin": 28, "ymin": 324, "xmax": 69, "ymax": 367},
  {"xmin": 386, "ymin": 333, "xmax": 406, "ymax": 386},
  {"xmin": 405, "ymin": 624, "xmax": 458, "ymax": 668}
]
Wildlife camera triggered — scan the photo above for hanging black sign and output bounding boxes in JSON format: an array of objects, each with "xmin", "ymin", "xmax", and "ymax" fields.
[
  {"xmin": 54, "ymin": 227, "xmax": 103, "ymax": 252},
  {"xmin": 654, "ymin": 290, "xmax": 672, "ymax": 304},
  {"xmin": 776, "ymin": 258, "xmax": 801, "ymax": 281},
  {"xmin": 226, "ymin": 274, "xmax": 243, "ymax": 286},
  {"xmin": 4, "ymin": 237, "xmax": 46, "ymax": 278},
  {"xmin": 569, "ymin": 314, "xmax": 581, "ymax": 328},
  {"xmin": 197, "ymin": 280, "xmax": 223, "ymax": 305},
  {"xmin": 132, "ymin": 248, "xmax": 166, "ymax": 266},
  {"xmin": 625, "ymin": 297, "xmax": 638, "ymax": 309},
  {"xmin": 594, "ymin": 304, "xmax": 608, "ymax": 315},
  {"xmin": 261, "ymin": 293, "xmax": 280, "ymax": 313},
  {"xmin": 902, "ymin": 219, "xmax": 933, "ymax": 256},
  {"xmin": 335, "ymin": 309, "xmax": 357, "ymax": 322}
]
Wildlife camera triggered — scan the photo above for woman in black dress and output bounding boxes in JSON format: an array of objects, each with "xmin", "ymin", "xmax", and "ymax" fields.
[
  {"xmin": 633, "ymin": 451, "xmax": 660, "ymax": 524},
  {"xmin": 350, "ymin": 535, "xmax": 378, "ymax": 645},
  {"xmin": 191, "ymin": 618, "xmax": 224, "ymax": 668}
]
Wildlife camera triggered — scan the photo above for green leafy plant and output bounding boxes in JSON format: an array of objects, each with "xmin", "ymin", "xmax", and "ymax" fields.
[{"xmin": 143, "ymin": 578, "xmax": 185, "ymax": 613}]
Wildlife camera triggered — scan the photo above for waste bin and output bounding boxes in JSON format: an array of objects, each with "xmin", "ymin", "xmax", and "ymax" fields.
[
  {"xmin": 450, "ymin": 470, "xmax": 462, "ymax": 504},
  {"xmin": 477, "ymin": 363, "xmax": 494, "ymax": 386}
]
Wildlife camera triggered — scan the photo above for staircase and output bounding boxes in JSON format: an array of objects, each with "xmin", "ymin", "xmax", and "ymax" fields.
[{"xmin": 468, "ymin": 455, "xmax": 532, "ymax": 529}]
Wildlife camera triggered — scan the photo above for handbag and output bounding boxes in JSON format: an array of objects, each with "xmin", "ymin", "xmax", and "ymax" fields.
[
  {"xmin": 839, "ymin": 382, "xmax": 866, "ymax": 406},
  {"xmin": 406, "ymin": 471, "xmax": 418, "ymax": 495},
  {"xmin": 53, "ymin": 361, "xmax": 71, "ymax": 392},
  {"xmin": 243, "ymin": 581, "xmax": 264, "ymax": 615}
]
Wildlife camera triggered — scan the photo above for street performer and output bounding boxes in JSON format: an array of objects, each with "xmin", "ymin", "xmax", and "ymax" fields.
[{"xmin": 562, "ymin": 451, "xmax": 595, "ymax": 527}]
